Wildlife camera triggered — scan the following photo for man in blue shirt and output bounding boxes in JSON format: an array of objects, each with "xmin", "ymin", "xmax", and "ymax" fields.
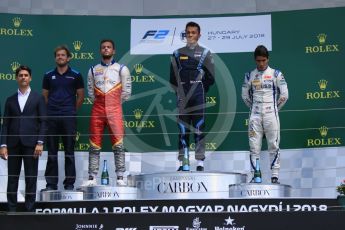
[{"xmin": 42, "ymin": 45, "xmax": 84, "ymax": 191}]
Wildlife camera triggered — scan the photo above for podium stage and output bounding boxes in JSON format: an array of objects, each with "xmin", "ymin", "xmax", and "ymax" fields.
[
  {"xmin": 2, "ymin": 172, "xmax": 343, "ymax": 230},
  {"xmin": 128, "ymin": 171, "xmax": 247, "ymax": 199},
  {"xmin": 39, "ymin": 171, "xmax": 292, "ymax": 201}
]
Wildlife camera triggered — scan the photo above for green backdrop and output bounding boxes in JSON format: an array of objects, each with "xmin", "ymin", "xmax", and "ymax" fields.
[{"xmin": 0, "ymin": 7, "xmax": 344, "ymax": 152}]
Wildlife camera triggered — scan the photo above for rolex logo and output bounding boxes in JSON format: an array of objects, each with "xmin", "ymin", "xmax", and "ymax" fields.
[
  {"xmin": 73, "ymin": 41, "xmax": 82, "ymax": 51},
  {"xmin": 133, "ymin": 109, "xmax": 143, "ymax": 120},
  {"xmin": 60, "ymin": 131, "xmax": 90, "ymax": 151},
  {"xmin": 317, "ymin": 33, "xmax": 327, "ymax": 44},
  {"xmin": 134, "ymin": 64, "xmax": 144, "ymax": 75},
  {"xmin": 71, "ymin": 41, "xmax": 94, "ymax": 60},
  {"xmin": 319, "ymin": 126, "xmax": 328, "ymax": 137},
  {"xmin": 76, "ymin": 131, "xmax": 81, "ymax": 142},
  {"xmin": 11, "ymin": 62, "xmax": 20, "ymax": 72},
  {"xmin": 307, "ymin": 125, "xmax": 341, "ymax": 147},
  {"xmin": 0, "ymin": 17, "xmax": 33, "ymax": 37},
  {"xmin": 12, "ymin": 17, "xmax": 22, "ymax": 27},
  {"xmin": 306, "ymin": 79, "xmax": 340, "ymax": 100},
  {"xmin": 318, "ymin": 79, "xmax": 328, "ymax": 90},
  {"xmin": 305, "ymin": 33, "xmax": 338, "ymax": 54}
]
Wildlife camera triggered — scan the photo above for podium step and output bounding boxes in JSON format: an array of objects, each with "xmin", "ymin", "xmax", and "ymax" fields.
[
  {"xmin": 78, "ymin": 185, "xmax": 138, "ymax": 200},
  {"xmin": 128, "ymin": 171, "xmax": 247, "ymax": 199},
  {"xmin": 229, "ymin": 183, "xmax": 292, "ymax": 198},
  {"xmin": 40, "ymin": 190, "xmax": 83, "ymax": 202}
]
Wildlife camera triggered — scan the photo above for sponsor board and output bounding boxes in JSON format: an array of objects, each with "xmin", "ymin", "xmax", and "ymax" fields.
[
  {"xmin": 131, "ymin": 15, "xmax": 271, "ymax": 54},
  {"xmin": 34, "ymin": 201, "xmax": 329, "ymax": 214}
]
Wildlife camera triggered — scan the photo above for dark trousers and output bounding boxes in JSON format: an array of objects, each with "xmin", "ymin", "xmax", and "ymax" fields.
[
  {"xmin": 44, "ymin": 117, "xmax": 76, "ymax": 189},
  {"xmin": 7, "ymin": 144, "xmax": 38, "ymax": 212},
  {"xmin": 177, "ymin": 90, "xmax": 206, "ymax": 161}
]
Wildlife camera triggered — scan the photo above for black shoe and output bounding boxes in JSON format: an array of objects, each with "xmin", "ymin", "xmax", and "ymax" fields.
[
  {"xmin": 271, "ymin": 177, "xmax": 280, "ymax": 184},
  {"xmin": 64, "ymin": 185, "xmax": 74, "ymax": 191},
  {"xmin": 41, "ymin": 187, "xmax": 57, "ymax": 192},
  {"xmin": 196, "ymin": 166, "xmax": 204, "ymax": 171},
  {"xmin": 177, "ymin": 166, "xmax": 183, "ymax": 171},
  {"xmin": 250, "ymin": 177, "xmax": 262, "ymax": 183},
  {"xmin": 7, "ymin": 205, "xmax": 17, "ymax": 213}
]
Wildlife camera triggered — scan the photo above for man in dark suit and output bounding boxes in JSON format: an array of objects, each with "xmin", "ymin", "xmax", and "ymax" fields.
[{"xmin": 0, "ymin": 65, "xmax": 47, "ymax": 212}]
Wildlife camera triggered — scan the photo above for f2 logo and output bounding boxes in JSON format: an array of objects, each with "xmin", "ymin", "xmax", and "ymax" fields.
[{"xmin": 142, "ymin": 30, "xmax": 169, "ymax": 39}]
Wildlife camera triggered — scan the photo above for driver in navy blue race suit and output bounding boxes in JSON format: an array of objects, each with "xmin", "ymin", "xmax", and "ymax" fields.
[{"xmin": 170, "ymin": 21, "xmax": 215, "ymax": 172}]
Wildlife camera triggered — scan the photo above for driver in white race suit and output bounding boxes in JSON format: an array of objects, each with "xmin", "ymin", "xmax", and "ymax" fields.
[{"xmin": 241, "ymin": 45, "xmax": 288, "ymax": 184}]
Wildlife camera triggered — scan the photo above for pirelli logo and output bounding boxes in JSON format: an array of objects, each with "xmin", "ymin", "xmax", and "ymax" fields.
[{"xmin": 150, "ymin": 226, "xmax": 179, "ymax": 230}]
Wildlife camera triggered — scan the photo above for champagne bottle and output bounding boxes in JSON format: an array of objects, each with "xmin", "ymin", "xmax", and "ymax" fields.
[
  {"xmin": 254, "ymin": 158, "xmax": 262, "ymax": 183},
  {"xmin": 182, "ymin": 146, "xmax": 190, "ymax": 171},
  {"xmin": 101, "ymin": 160, "xmax": 109, "ymax": 185}
]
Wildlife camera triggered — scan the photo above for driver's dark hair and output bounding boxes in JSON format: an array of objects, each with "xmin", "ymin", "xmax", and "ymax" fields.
[
  {"xmin": 185, "ymin": 21, "xmax": 201, "ymax": 33},
  {"xmin": 254, "ymin": 45, "xmax": 269, "ymax": 58}
]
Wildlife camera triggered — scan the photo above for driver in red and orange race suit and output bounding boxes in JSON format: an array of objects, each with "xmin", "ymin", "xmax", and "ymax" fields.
[{"xmin": 82, "ymin": 39, "xmax": 131, "ymax": 187}]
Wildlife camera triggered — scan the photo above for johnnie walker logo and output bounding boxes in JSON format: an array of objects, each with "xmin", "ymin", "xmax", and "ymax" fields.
[
  {"xmin": 305, "ymin": 79, "xmax": 340, "ymax": 100},
  {"xmin": 305, "ymin": 33, "xmax": 339, "ymax": 53},
  {"xmin": 70, "ymin": 40, "xmax": 94, "ymax": 60},
  {"xmin": 0, "ymin": 17, "xmax": 34, "ymax": 37}
]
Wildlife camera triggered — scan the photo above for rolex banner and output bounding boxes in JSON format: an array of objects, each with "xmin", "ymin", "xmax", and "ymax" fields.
[{"xmin": 0, "ymin": 7, "xmax": 344, "ymax": 152}]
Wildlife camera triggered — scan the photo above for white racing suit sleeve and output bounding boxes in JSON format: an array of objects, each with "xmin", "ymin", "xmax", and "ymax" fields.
[
  {"xmin": 241, "ymin": 72, "xmax": 252, "ymax": 108},
  {"xmin": 276, "ymin": 71, "xmax": 288, "ymax": 110},
  {"xmin": 87, "ymin": 67, "xmax": 95, "ymax": 102},
  {"xmin": 120, "ymin": 65, "xmax": 131, "ymax": 101}
]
